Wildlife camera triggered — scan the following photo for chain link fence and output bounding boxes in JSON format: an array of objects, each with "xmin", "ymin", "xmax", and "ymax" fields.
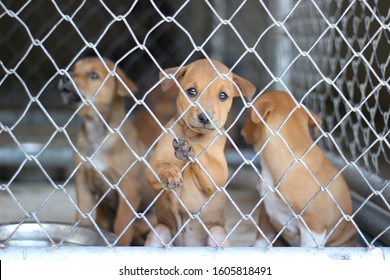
[{"xmin": 0, "ymin": 0, "xmax": 389, "ymax": 255}]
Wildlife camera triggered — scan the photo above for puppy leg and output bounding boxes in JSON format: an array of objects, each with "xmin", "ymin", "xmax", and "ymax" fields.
[
  {"xmin": 155, "ymin": 162, "xmax": 183, "ymax": 189},
  {"xmin": 173, "ymin": 137, "xmax": 227, "ymax": 194},
  {"xmin": 114, "ymin": 179, "xmax": 141, "ymax": 246},
  {"xmin": 96, "ymin": 205, "xmax": 114, "ymax": 230},
  {"xmin": 145, "ymin": 224, "xmax": 172, "ymax": 247},
  {"xmin": 299, "ymin": 223, "xmax": 326, "ymax": 247},
  {"xmin": 75, "ymin": 170, "xmax": 95, "ymax": 225},
  {"xmin": 206, "ymin": 225, "xmax": 229, "ymax": 247},
  {"xmin": 254, "ymin": 202, "xmax": 277, "ymax": 247}
]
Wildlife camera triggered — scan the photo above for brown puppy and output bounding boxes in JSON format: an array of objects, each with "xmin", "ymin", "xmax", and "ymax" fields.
[
  {"xmin": 241, "ymin": 91, "xmax": 356, "ymax": 247},
  {"xmin": 145, "ymin": 59, "xmax": 256, "ymax": 247},
  {"xmin": 58, "ymin": 57, "xmax": 152, "ymax": 245}
]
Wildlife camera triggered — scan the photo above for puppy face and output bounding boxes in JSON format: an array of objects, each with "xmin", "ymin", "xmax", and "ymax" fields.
[
  {"xmin": 241, "ymin": 91, "xmax": 321, "ymax": 149},
  {"xmin": 160, "ymin": 59, "xmax": 256, "ymax": 134},
  {"xmin": 58, "ymin": 57, "xmax": 138, "ymax": 114}
]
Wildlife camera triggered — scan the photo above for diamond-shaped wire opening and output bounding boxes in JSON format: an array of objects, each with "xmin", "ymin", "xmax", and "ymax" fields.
[{"xmin": 351, "ymin": 183, "xmax": 390, "ymax": 247}]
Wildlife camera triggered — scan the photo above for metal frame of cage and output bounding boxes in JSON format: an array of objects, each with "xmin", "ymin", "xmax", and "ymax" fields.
[{"xmin": 0, "ymin": 0, "xmax": 389, "ymax": 259}]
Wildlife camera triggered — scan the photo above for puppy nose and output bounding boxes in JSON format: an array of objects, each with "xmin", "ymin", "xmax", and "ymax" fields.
[{"xmin": 198, "ymin": 112, "xmax": 210, "ymax": 125}]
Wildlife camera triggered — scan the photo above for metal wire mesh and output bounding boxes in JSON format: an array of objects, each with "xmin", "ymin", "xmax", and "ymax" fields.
[
  {"xmin": 0, "ymin": 0, "xmax": 389, "ymax": 251},
  {"xmin": 287, "ymin": 0, "xmax": 389, "ymax": 177}
]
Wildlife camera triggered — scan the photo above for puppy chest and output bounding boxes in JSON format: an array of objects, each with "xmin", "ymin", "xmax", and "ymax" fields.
[
  {"xmin": 84, "ymin": 167, "xmax": 118, "ymax": 208},
  {"xmin": 90, "ymin": 154, "xmax": 108, "ymax": 173},
  {"xmin": 77, "ymin": 142, "xmax": 109, "ymax": 173},
  {"xmin": 263, "ymin": 190, "xmax": 298, "ymax": 226},
  {"xmin": 259, "ymin": 166, "xmax": 300, "ymax": 237}
]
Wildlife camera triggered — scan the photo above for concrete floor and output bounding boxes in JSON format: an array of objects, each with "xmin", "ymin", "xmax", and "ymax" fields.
[{"xmin": 0, "ymin": 169, "xmax": 260, "ymax": 247}]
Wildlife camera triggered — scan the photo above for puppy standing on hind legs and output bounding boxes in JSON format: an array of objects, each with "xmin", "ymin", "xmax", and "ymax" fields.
[
  {"xmin": 145, "ymin": 59, "xmax": 256, "ymax": 247},
  {"xmin": 241, "ymin": 91, "xmax": 356, "ymax": 247},
  {"xmin": 58, "ymin": 57, "xmax": 153, "ymax": 245}
]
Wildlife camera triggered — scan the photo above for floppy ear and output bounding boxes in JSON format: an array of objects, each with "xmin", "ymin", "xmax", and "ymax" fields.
[
  {"xmin": 308, "ymin": 110, "xmax": 322, "ymax": 136},
  {"xmin": 250, "ymin": 98, "xmax": 273, "ymax": 124},
  {"xmin": 232, "ymin": 73, "xmax": 256, "ymax": 101},
  {"xmin": 159, "ymin": 66, "xmax": 188, "ymax": 92},
  {"xmin": 102, "ymin": 58, "xmax": 138, "ymax": 96},
  {"xmin": 115, "ymin": 66, "xmax": 138, "ymax": 96}
]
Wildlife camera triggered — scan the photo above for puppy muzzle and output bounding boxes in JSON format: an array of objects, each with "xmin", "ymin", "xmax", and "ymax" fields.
[
  {"xmin": 186, "ymin": 111, "xmax": 217, "ymax": 133},
  {"xmin": 58, "ymin": 76, "xmax": 82, "ymax": 105}
]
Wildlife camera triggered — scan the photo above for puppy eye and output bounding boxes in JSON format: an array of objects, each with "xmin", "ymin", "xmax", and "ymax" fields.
[
  {"xmin": 187, "ymin": 87, "xmax": 197, "ymax": 97},
  {"xmin": 88, "ymin": 72, "xmax": 99, "ymax": 79},
  {"xmin": 219, "ymin": 92, "xmax": 228, "ymax": 101}
]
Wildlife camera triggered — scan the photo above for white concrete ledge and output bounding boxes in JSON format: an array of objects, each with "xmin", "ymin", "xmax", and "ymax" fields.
[{"xmin": 1, "ymin": 246, "xmax": 389, "ymax": 260}]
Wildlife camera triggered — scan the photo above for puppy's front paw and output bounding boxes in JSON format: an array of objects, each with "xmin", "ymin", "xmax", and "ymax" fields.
[
  {"xmin": 173, "ymin": 137, "xmax": 194, "ymax": 161},
  {"xmin": 159, "ymin": 166, "xmax": 183, "ymax": 189}
]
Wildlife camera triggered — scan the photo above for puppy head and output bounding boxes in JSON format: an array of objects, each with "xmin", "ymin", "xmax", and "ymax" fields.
[
  {"xmin": 159, "ymin": 59, "xmax": 255, "ymax": 134},
  {"xmin": 241, "ymin": 91, "xmax": 322, "ymax": 148},
  {"xmin": 58, "ymin": 57, "xmax": 138, "ymax": 113}
]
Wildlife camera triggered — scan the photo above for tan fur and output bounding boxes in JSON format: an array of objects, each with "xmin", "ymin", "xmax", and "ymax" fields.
[
  {"xmin": 145, "ymin": 59, "xmax": 256, "ymax": 246},
  {"xmin": 133, "ymin": 86, "xmax": 178, "ymax": 148},
  {"xmin": 58, "ymin": 57, "xmax": 154, "ymax": 245},
  {"xmin": 241, "ymin": 91, "xmax": 356, "ymax": 247}
]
